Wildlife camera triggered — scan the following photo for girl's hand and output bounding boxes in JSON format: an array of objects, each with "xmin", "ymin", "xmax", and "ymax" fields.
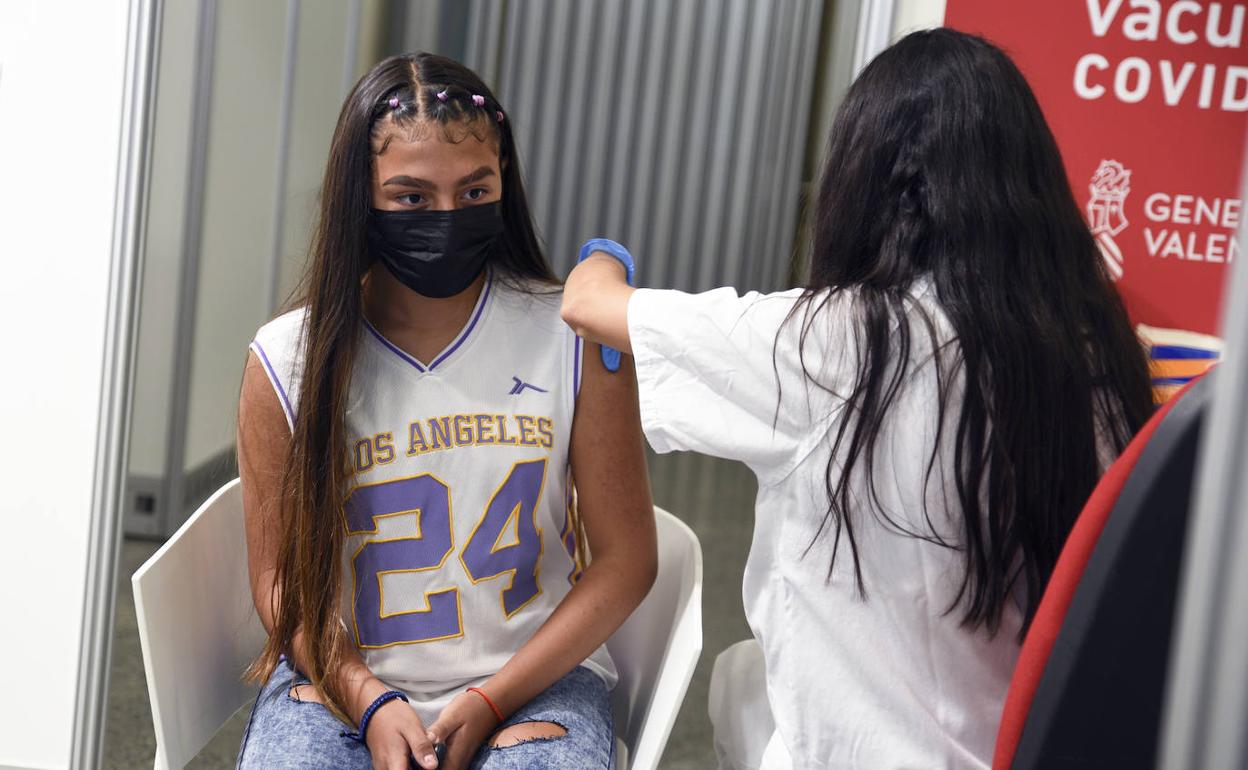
[
  {"xmin": 363, "ymin": 696, "xmax": 442, "ymax": 770},
  {"xmin": 426, "ymin": 691, "xmax": 501, "ymax": 770}
]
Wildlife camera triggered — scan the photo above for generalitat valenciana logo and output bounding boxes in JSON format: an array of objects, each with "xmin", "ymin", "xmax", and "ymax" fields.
[{"xmin": 1088, "ymin": 159, "xmax": 1131, "ymax": 281}]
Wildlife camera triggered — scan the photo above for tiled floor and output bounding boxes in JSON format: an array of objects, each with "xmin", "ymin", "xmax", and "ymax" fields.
[{"xmin": 102, "ymin": 450, "xmax": 756, "ymax": 769}]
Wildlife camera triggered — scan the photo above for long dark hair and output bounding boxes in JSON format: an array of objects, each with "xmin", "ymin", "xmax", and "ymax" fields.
[
  {"xmin": 795, "ymin": 29, "xmax": 1153, "ymax": 635},
  {"xmin": 246, "ymin": 53, "xmax": 554, "ymax": 720}
]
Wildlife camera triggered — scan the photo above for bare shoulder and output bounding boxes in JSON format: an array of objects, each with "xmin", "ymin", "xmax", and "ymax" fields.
[{"xmin": 238, "ymin": 350, "xmax": 291, "ymax": 484}]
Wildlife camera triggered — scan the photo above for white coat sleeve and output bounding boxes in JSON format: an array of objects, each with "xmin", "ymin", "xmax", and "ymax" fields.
[{"xmin": 627, "ymin": 286, "xmax": 829, "ymax": 480}]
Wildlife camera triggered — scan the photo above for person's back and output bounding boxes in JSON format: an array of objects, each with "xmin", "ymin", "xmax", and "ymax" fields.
[
  {"xmin": 775, "ymin": 283, "xmax": 1019, "ymax": 767},
  {"xmin": 632, "ymin": 277, "xmax": 1020, "ymax": 767},
  {"xmin": 565, "ymin": 27, "xmax": 1155, "ymax": 768}
]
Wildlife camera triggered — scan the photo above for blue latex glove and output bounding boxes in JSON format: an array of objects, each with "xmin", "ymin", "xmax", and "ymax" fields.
[{"xmin": 576, "ymin": 238, "xmax": 636, "ymax": 373}]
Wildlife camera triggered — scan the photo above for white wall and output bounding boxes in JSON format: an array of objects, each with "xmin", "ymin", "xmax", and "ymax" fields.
[
  {"xmin": 893, "ymin": 0, "xmax": 947, "ymax": 36},
  {"xmin": 182, "ymin": 0, "xmax": 287, "ymax": 473},
  {"xmin": 276, "ymin": 2, "xmax": 355, "ymax": 303},
  {"xmin": 181, "ymin": 0, "xmax": 356, "ymax": 477},
  {"xmin": 129, "ymin": 0, "xmax": 198, "ymax": 481},
  {"xmin": 123, "ymin": 0, "xmax": 359, "ymax": 536},
  {"xmin": 0, "ymin": 0, "xmax": 131, "ymax": 767}
]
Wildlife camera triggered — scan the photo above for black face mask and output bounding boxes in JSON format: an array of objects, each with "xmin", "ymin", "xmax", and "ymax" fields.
[{"xmin": 367, "ymin": 202, "xmax": 504, "ymax": 298}]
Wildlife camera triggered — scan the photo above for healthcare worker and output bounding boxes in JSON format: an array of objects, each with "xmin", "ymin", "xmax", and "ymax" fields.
[{"xmin": 562, "ymin": 28, "xmax": 1154, "ymax": 770}]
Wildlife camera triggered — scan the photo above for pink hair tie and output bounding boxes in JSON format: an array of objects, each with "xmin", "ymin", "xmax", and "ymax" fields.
[
  {"xmin": 387, "ymin": 97, "xmax": 400, "ymax": 109},
  {"xmin": 436, "ymin": 90, "xmax": 448, "ymax": 102},
  {"xmin": 496, "ymin": 110, "xmax": 505, "ymax": 123},
  {"xmin": 472, "ymin": 94, "xmax": 485, "ymax": 107}
]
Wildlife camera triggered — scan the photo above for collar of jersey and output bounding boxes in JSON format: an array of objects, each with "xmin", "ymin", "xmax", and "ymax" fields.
[{"xmin": 361, "ymin": 268, "xmax": 494, "ymax": 374}]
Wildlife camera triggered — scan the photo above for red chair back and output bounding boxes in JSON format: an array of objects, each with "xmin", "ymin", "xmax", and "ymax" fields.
[{"xmin": 993, "ymin": 373, "xmax": 1211, "ymax": 769}]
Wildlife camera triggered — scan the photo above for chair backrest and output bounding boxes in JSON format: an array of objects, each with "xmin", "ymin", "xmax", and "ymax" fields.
[
  {"xmin": 993, "ymin": 373, "xmax": 1212, "ymax": 770},
  {"xmin": 607, "ymin": 507, "xmax": 704, "ymax": 770},
  {"xmin": 132, "ymin": 478, "xmax": 266, "ymax": 770},
  {"xmin": 134, "ymin": 489, "xmax": 702, "ymax": 770}
]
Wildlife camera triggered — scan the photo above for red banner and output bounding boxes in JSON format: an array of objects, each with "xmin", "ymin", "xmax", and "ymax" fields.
[{"xmin": 944, "ymin": 0, "xmax": 1248, "ymax": 336}]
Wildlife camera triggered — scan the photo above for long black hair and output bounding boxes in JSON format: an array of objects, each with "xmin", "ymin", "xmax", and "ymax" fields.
[
  {"xmin": 248, "ymin": 53, "xmax": 553, "ymax": 721},
  {"xmin": 794, "ymin": 29, "xmax": 1153, "ymax": 635}
]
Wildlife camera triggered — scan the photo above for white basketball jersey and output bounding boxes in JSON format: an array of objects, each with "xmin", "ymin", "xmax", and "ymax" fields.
[{"xmin": 249, "ymin": 270, "xmax": 615, "ymax": 722}]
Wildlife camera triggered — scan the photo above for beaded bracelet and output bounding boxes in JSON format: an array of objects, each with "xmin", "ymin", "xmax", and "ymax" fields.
[{"xmin": 341, "ymin": 689, "xmax": 409, "ymax": 743}]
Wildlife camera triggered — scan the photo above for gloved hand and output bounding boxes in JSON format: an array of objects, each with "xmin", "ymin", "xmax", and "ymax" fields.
[{"xmin": 576, "ymin": 238, "xmax": 636, "ymax": 372}]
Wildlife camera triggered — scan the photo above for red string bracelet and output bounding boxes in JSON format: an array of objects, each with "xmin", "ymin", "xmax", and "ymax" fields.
[{"xmin": 466, "ymin": 687, "xmax": 505, "ymax": 724}]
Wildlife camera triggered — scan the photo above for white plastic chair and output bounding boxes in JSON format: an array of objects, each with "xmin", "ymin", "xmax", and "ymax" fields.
[
  {"xmin": 133, "ymin": 478, "xmax": 703, "ymax": 769},
  {"xmin": 132, "ymin": 479, "xmax": 264, "ymax": 770},
  {"xmin": 606, "ymin": 506, "xmax": 704, "ymax": 770}
]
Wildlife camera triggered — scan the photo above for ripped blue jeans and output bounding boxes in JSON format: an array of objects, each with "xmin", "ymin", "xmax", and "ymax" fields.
[{"xmin": 235, "ymin": 657, "xmax": 615, "ymax": 770}]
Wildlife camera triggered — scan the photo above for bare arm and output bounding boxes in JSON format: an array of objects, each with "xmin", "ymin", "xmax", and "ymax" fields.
[
  {"xmin": 237, "ymin": 352, "xmax": 439, "ymax": 770},
  {"xmin": 428, "ymin": 340, "xmax": 658, "ymax": 767},
  {"xmin": 561, "ymin": 253, "xmax": 636, "ymax": 353},
  {"xmin": 480, "ymin": 343, "xmax": 657, "ymax": 709}
]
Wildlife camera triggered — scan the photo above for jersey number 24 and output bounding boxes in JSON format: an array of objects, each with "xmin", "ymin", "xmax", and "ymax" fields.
[{"xmin": 344, "ymin": 458, "xmax": 547, "ymax": 648}]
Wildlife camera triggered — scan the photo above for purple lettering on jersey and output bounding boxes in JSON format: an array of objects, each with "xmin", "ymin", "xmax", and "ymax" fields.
[
  {"xmin": 407, "ymin": 421, "xmax": 430, "ymax": 455},
  {"xmin": 344, "ymin": 475, "xmax": 460, "ymax": 647},
  {"xmin": 353, "ymin": 438, "xmax": 374, "ymax": 473},
  {"xmin": 461, "ymin": 459, "xmax": 547, "ymax": 617},
  {"xmin": 428, "ymin": 417, "xmax": 453, "ymax": 449},
  {"xmin": 494, "ymin": 414, "xmax": 518, "ymax": 445},
  {"xmin": 536, "ymin": 417, "xmax": 554, "ymax": 449},
  {"xmin": 374, "ymin": 433, "xmax": 396, "ymax": 464},
  {"xmin": 474, "ymin": 413, "xmax": 496, "ymax": 445},
  {"xmin": 453, "ymin": 414, "xmax": 474, "ymax": 445},
  {"xmin": 515, "ymin": 415, "xmax": 537, "ymax": 446}
]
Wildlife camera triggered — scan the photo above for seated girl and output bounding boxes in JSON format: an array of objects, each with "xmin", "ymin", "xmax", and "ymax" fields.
[{"xmin": 235, "ymin": 52, "xmax": 656, "ymax": 770}]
